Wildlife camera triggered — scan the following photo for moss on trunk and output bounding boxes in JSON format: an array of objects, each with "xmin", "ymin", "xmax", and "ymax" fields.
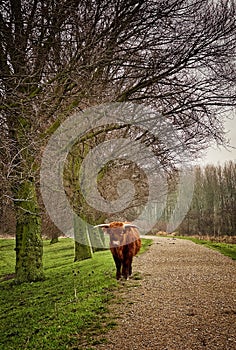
[
  {"xmin": 14, "ymin": 179, "xmax": 45, "ymax": 283},
  {"xmin": 89, "ymin": 229, "xmax": 107, "ymax": 252},
  {"xmin": 50, "ymin": 237, "xmax": 59, "ymax": 244},
  {"xmin": 74, "ymin": 216, "xmax": 93, "ymax": 262}
]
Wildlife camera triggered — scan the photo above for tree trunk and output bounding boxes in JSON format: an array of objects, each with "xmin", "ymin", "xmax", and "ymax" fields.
[
  {"xmin": 50, "ymin": 237, "xmax": 59, "ymax": 244},
  {"xmin": 14, "ymin": 179, "xmax": 45, "ymax": 283},
  {"xmin": 74, "ymin": 216, "xmax": 93, "ymax": 262},
  {"xmin": 89, "ymin": 228, "xmax": 107, "ymax": 252}
]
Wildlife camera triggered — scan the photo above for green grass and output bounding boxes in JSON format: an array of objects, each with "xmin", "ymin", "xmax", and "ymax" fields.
[
  {"xmin": 179, "ymin": 236, "xmax": 236, "ymax": 260},
  {"xmin": 0, "ymin": 238, "xmax": 152, "ymax": 350}
]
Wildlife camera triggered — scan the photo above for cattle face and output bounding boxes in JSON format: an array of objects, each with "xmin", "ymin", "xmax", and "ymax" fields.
[
  {"xmin": 102, "ymin": 221, "xmax": 126, "ymax": 248},
  {"xmin": 95, "ymin": 221, "xmax": 141, "ymax": 280}
]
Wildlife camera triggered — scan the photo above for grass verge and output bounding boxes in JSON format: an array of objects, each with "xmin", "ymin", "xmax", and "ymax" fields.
[
  {"xmin": 0, "ymin": 237, "xmax": 152, "ymax": 350},
  {"xmin": 178, "ymin": 236, "xmax": 236, "ymax": 260}
]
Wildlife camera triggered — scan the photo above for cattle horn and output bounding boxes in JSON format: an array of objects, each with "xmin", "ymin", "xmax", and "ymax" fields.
[
  {"xmin": 94, "ymin": 224, "xmax": 110, "ymax": 228},
  {"xmin": 123, "ymin": 223, "xmax": 139, "ymax": 229}
]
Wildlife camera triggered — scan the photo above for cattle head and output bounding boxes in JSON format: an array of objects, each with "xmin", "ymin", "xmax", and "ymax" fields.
[{"xmin": 94, "ymin": 221, "xmax": 139, "ymax": 247}]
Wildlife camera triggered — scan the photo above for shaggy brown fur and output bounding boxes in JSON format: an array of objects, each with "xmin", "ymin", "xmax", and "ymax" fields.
[{"xmin": 100, "ymin": 221, "xmax": 141, "ymax": 280}]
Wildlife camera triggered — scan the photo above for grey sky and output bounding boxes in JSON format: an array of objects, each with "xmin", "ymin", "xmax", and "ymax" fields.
[{"xmin": 200, "ymin": 115, "xmax": 236, "ymax": 165}]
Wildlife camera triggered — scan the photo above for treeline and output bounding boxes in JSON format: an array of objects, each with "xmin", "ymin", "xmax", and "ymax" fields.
[{"xmin": 179, "ymin": 161, "xmax": 236, "ymax": 237}]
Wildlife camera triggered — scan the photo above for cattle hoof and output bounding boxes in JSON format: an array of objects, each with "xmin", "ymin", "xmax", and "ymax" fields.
[{"xmin": 122, "ymin": 276, "xmax": 129, "ymax": 280}]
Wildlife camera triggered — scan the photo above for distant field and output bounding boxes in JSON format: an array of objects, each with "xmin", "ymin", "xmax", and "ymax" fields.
[
  {"xmin": 0, "ymin": 238, "xmax": 152, "ymax": 350},
  {"xmin": 178, "ymin": 236, "xmax": 236, "ymax": 260}
]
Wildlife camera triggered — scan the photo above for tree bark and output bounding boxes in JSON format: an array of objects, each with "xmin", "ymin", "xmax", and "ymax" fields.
[
  {"xmin": 74, "ymin": 216, "xmax": 93, "ymax": 262},
  {"xmin": 14, "ymin": 179, "xmax": 44, "ymax": 283},
  {"xmin": 89, "ymin": 228, "xmax": 107, "ymax": 252}
]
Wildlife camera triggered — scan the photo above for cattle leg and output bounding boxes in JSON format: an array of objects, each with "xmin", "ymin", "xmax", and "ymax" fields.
[
  {"xmin": 129, "ymin": 257, "xmax": 133, "ymax": 277},
  {"xmin": 121, "ymin": 264, "xmax": 128, "ymax": 280},
  {"xmin": 122, "ymin": 259, "xmax": 131, "ymax": 280},
  {"xmin": 113, "ymin": 256, "xmax": 121, "ymax": 280}
]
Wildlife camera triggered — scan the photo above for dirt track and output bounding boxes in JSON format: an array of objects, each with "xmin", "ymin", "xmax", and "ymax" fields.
[{"xmin": 95, "ymin": 236, "xmax": 236, "ymax": 350}]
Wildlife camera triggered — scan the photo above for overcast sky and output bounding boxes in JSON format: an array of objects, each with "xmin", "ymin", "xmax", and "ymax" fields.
[{"xmin": 199, "ymin": 114, "xmax": 236, "ymax": 166}]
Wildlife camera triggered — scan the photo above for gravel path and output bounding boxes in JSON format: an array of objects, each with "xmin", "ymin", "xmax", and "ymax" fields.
[{"xmin": 95, "ymin": 236, "xmax": 236, "ymax": 350}]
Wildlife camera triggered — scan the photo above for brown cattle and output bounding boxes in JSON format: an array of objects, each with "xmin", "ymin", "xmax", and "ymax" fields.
[{"xmin": 95, "ymin": 221, "xmax": 141, "ymax": 280}]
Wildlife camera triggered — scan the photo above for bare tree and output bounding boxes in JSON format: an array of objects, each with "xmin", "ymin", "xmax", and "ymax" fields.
[
  {"xmin": 179, "ymin": 162, "xmax": 236, "ymax": 238},
  {"xmin": 0, "ymin": 0, "xmax": 236, "ymax": 280}
]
